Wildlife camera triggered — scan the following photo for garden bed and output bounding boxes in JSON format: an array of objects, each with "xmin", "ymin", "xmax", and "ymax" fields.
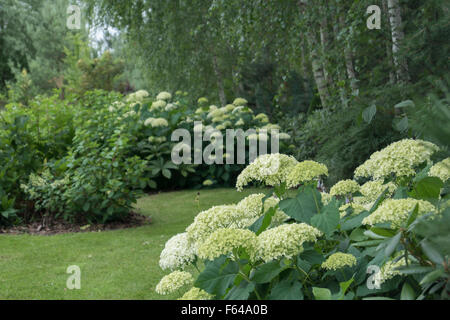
[{"xmin": 0, "ymin": 211, "xmax": 152, "ymax": 235}]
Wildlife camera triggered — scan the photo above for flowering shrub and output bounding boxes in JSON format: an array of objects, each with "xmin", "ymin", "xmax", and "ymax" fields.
[{"xmin": 155, "ymin": 138, "xmax": 449, "ymax": 300}]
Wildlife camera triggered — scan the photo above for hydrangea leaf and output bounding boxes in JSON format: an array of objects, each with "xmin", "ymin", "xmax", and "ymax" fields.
[
  {"xmin": 279, "ymin": 185, "xmax": 322, "ymax": 223},
  {"xmin": 195, "ymin": 256, "xmax": 239, "ymax": 297},
  {"xmin": 268, "ymin": 279, "xmax": 303, "ymax": 300}
]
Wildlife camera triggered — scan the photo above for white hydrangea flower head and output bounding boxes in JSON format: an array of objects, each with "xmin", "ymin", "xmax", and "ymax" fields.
[
  {"xmin": 329, "ymin": 179, "xmax": 360, "ymax": 196},
  {"xmin": 178, "ymin": 287, "xmax": 214, "ymax": 300},
  {"xmin": 255, "ymin": 223, "xmax": 322, "ymax": 262},
  {"xmin": 320, "ymin": 192, "xmax": 333, "ymax": 206},
  {"xmin": 225, "ymin": 104, "xmax": 235, "ymax": 112},
  {"xmin": 165, "ymin": 103, "xmax": 177, "ymax": 112},
  {"xmin": 254, "ymin": 113, "xmax": 269, "ymax": 123},
  {"xmin": 339, "ymin": 203, "xmax": 366, "ymax": 218},
  {"xmin": 149, "ymin": 118, "xmax": 169, "ymax": 127},
  {"xmin": 378, "ymin": 252, "xmax": 409, "ymax": 285},
  {"xmin": 233, "ymin": 98, "xmax": 248, "ymax": 106},
  {"xmin": 261, "ymin": 123, "xmax": 281, "ymax": 131},
  {"xmin": 203, "ymin": 179, "xmax": 213, "ymax": 186},
  {"xmin": 362, "ymin": 198, "xmax": 436, "ymax": 228},
  {"xmin": 234, "ymin": 193, "xmax": 287, "ymax": 228},
  {"xmin": 286, "ymin": 160, "xmax": 328, "ymax": 188},
  {"xmin": 236, "ymin": 153, "xmax": 298, "ymax": 191},
  {"xmin": 155, "ymin": 271, "xmax": 193, "ymax": 295},
  {"xmin": 235, "ymin": 118, "xmax": 245, "ymax": 126},
  {"xmin": 197, "ymin": 97, "xmax": 209, "ymax": 106},
  {"xmin": 159, "ymin": 233, "xmax": 196, "ymax": 271},
  {"xmin": 150, "ymin": 99, "xmax": 167, "ymax": 110},
  {"xmin": 354, "ymin": 139, "xmax": 439, "ymax": 180},
  {"xmin": 156, "ymin": 91, "xmax": 172, "ymax": 101},
  {"xmin": 428, "ymin": 157, "xmax": 450, "ymax": 182},
  {"xmin": 207, "ymin": 108, "xmax": 224, "ymax": 119},
  {"xmin": 186, "ymin": 205, "xmax": 240, "ymax": 247},
  {"xmin": 197, "ymin": 228, "xmax": 257, "ymax": 261},
  {"xmin": 278, "ymin": 133, "xmax": 291, "ymax": 140},
  {"xmin": 321, "ymin": 252, "xmax": 357, "ymax": 270},
  {"xmin": 360, "ymin": 180, "xmax": 397, "ymax": 202}
]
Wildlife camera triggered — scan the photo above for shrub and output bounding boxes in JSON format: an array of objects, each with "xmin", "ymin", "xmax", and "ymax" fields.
[{"xmin": 155, "ymin": 138, "xmax": 449, "ymax": 300}]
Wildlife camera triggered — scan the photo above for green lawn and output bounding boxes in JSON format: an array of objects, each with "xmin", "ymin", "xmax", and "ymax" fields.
[{"xmin": 0, "ymin": 188, "xmax": 262, "ymax": 299}]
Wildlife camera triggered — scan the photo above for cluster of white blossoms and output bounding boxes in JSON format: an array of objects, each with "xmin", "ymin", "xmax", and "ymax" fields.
[
  {"xmin": 236, "ymin": 153, "xmax": 298, "ymax": 191},
  {"xmin": 150, "ymin": 100, "xmax": 167, "ymax": 111},
  {"xmin": 329, "ymin": 179, "xmax": 360, "ymax": 196},
  {"xmin": 359, "ymin": 180, "xmax": 397, "ymax": 202},
  {"xmin": 233, "ymin": 98, "xmax": 248, "ymax": 106},
  {"xmin": 159, "ymin": 233, "xmax": 196, "ymax": 271},
  {"xmin": 428, "ymin": 157, "xmax": 450, "ymax": 182},
  {"xmin": 178, "ymin": 287, "xmax": 214, "ymax": 300},
  {"xmin": 234, "ymin": 193, "xmax": 288, "ymax": 228},
  {"xmin": 254, "ymin": 113, "xmax": 269, "ymax": 123},
  {"xmin": 285, "ymin": 160, "xmax": 328, "ymax": 188},
  {"xmin": 320, "ymin": 192, "xmax": 333, "ymax": 205},
  {"xmin": 126, "ymin": 90, "xmax": 149, "ymax": 102},
  {"xmin": 197, "ymin": 228, "xmax": 257, "ymax": 261},
  {"xmin": 144, "ymin": 117, "xmax": 168, "ymax": 128},
  {"xmin": 339, "ymin": 203, "xmax": 366, "ymax": 218},
  {"xmin": 321, "ymin": 252, "xmax": 357, "ymax": 271},
  {"xmin": 155, "ymin": 271, "xmax": 194, "ymax": 295},
  {"xmin": 362, "ymin": 198, "xmax": 435, "ymax": 228},
  {"xmin": 186, "ymin": 205, "xmax": 239, "ymax": 246},
  {"xmin": 254, "ymin": 223, "xmax": 322, "ymax": 263},
  {"xmin": 156, "ymin": 91, "xmax": 172, "ymax": 101},
  {"xmin": 354, "ymin": 139, "xmax": 439, "ymax": 180},
  {"xmin": 378, "ymin": 253, "xmax": 408, "ymax": 284}
]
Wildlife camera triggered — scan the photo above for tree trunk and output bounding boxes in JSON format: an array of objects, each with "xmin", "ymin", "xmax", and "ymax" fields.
[
  {"xmin": 212, "ymin": 54, "xmax": 227, "ymax": 106},
  {"xmin": 332, "ymin": 21, "xmax": 348, "ymax": 108},
  {"xmin": 387, "ymin": 0, "xmax": 410, "ymax": 83},
  {"xmin": 299, "ymin": 0, "xmax": 330, "ymax": 108},
  {"xmin": 300, "ymin": 38, "xmax": 310, "ymax": 93},
  {"xmin": 319, "ymin": 14, "xmax": 333, "ymax": 88},
  {"xmin": 382, "ymin": 0, "xmax": 396, "ymax": 84},
  {"xmin": 339, "ymin": 15, "xmax": 358, "ymax": 93},
  {"xmin": 307, "ymin": 30, "xmax": 330, "ymax": 108}
]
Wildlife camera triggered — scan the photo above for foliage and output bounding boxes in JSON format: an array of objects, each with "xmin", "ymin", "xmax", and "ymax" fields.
[{"xmin": 155, "ymin": 139, "xmax": 450, "ymax": 300}]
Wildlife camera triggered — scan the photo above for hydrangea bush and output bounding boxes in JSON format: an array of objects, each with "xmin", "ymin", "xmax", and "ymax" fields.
[{"xmin": 155, "ymin": 139, "xmax": 449, "ymax": 300}]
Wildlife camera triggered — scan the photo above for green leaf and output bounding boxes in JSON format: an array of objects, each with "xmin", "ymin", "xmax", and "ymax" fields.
[
  {"xmin": 400, "ymin": 282, "xmax": 416, "ymax": 300},
  {"xmin": 405, "ymin": 204, "xmax": 419, "ymax": 227},
  {"xmin": 224, "ymin": 280, "xmax": 255, "ymax": 300},
  {"xmin": 279, "ymin": 185, "xmax": 322, "ymax": 223},
  {"xmin": 420, "ymin": 240, "xmax": 444, "ymax": 265},
  {"xmin": 82, "ymin": 202, "xmax": 90, "ymax": 212},
  {"xmin": 394, "ymin": 100, "xmax": 415, "ymax": 109},
  {"xmin": 370, "ymin": 227, "xmax": 396, "ymax": 238},
  {"xmin": 338, "ymin": 278, "xmax": 354, "ymax": 299},
  {"xmin": 419, "ymin": 269, "xmax": 444, "ymax": 286},
  {"xmin": 349, "ymin": 228, "xmax": 368, "ymax": 242},
  {"xmin": 393, "ymin": 116, "xmax": 408, "ymax": 132},
  {"xmin": 268, "ymin": 279, "xmax": 303, "ymax": 300},
  {"xmin": 195, "ymin": 256, "xmax": 238, "ymax": 297},
  {"xmin": 362, "ymin": 104, "xmax": 377, "ymax": 124},
  {"xmin": 341, "ymin": 210, "xmax": 371, "ymax": 231},
  {"xmin": 310, "ymin": 200, "xmax": 340, "ymax": 236},
  {"xmin": 312, "ymin": 287, "xmax": 332, "ymax": 300},
  {"xmin": 385, "ymin": 232, "xmax": 401, "ymax": 256},
  {"xmin": 396, "ymin": 265, "xmax": 434, "ymax": 275},
  {"xmin": 299, "ymin": 249, "xmax": 325, "ymax": 266},
  {"xmin": 412, "ymin": 177, "xmax": 444, "ymax": 200},
  {"xmin": 162, "ymin": 168, "xmax": 171, "ymax": 179},
  {"xmin": 250, "ymin": 260, "xmax": 286, "ymax": 284}
]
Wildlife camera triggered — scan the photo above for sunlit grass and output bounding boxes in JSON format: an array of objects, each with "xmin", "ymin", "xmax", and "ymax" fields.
[{"xmin": 0, "ymin": 188, "xmax": 263, "ymax": 299}]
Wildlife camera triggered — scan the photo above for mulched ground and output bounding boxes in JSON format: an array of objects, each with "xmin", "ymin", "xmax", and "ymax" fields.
[{"xmin": 0, "ymin": 212, "xmax": 152, "ymax": 235}]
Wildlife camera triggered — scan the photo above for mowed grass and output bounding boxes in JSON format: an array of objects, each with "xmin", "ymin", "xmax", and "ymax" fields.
[{"xmin": 0, "ymin": 188, "xmax": 263, "ymax": 299}]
